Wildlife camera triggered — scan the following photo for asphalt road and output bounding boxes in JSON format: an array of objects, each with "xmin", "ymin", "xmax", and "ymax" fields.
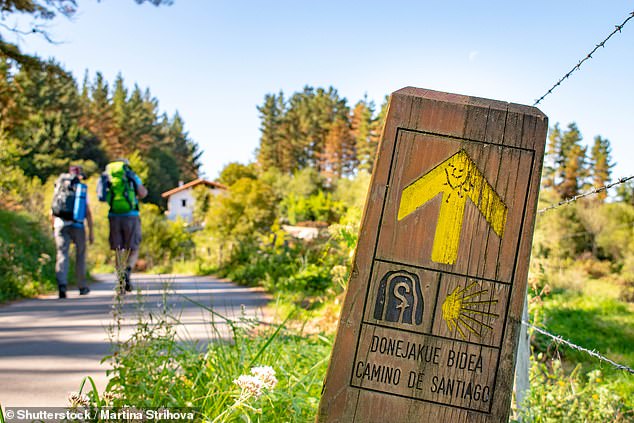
[{"xmin": 0, "ymin": 274, "xmax": 271, "ymax": 407}]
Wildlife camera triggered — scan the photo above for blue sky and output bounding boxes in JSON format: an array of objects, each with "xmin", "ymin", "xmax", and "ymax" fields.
[{"xmin": 13, "ymin": 1, "xmax": 634, "ymax": 181}]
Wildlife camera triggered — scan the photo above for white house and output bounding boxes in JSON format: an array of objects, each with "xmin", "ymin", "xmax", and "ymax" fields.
[{"xmin": 161, "ymin": 178, "xmax": 227, "ymax": 223}]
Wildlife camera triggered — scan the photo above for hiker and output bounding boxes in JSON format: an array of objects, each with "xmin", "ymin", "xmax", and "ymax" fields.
[
  {"xmin": 98, "ymin": 159, "xmax": 148, "ymax": 293},
  {"xmin": 51, "ymin": 165, "xmax": 93, "ymax": 299}
]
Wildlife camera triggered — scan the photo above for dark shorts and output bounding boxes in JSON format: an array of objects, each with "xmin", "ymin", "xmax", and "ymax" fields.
[{"xmin": 109, "ymin": 215, "xmax": 142, "ymax": 251}]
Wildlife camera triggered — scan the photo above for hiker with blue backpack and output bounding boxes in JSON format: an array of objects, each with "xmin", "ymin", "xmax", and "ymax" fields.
[
  {"xmin": 97, "ymin": 159, "xmax": 148, "ymax": 293},
  {"xmin": 50, "ymin": 165, "xmax": 93, "ymax": 299}
]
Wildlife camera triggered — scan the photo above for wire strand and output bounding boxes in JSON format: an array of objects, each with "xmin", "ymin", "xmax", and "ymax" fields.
[
  {"xmin": 537, "ymin": 175, "xmax": 634, "ymax": 214},
  {"xmin": 533, "ymin": 11, "xmax": 634, "ymax": 106},
  {"xmin": 522, "ymin": 321, "xmax": 634, "ymax": 374}
]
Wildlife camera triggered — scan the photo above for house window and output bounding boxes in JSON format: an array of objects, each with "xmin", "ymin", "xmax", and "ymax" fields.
[{"xmin": 182, "ymin": 199, "xmax": 187, "ymax": 207}]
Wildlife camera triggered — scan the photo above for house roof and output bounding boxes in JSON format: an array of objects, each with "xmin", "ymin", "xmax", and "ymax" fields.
[{"xmin": 161, "ymin": 178, "xmax": 227, "ymax": 198}]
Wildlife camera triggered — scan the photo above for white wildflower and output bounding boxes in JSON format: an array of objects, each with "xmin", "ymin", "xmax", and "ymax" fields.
[
  {"xmin": 102, "ymin": 390, "xmax": 121, "ymax": 404},
  {"xmin": 251, "ymin": 366, "xmax": 278, "ymax": 390},
  {"xmin": 234, "ymin": 375, "xmax": 265, "ymax": 399},
  {"xmin": 67, "ymin": 391, "xmax": 90, "ymax": 407}
]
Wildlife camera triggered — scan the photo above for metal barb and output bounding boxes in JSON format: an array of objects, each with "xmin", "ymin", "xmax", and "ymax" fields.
[
  {"xmin": 522, "ymin": 321, "xmax": 634, "ymax": 374},
  {"xmin": 537, "ymin": 175, "xmax": 634, "ymax": 214},
  {"xmin": 534, "ymin": 10, "xmax": 634, "ymax": 106}
]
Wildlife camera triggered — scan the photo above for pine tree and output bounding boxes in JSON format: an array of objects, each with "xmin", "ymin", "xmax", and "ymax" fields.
[
  {"xmin": 256, "ymin": 87, "xmax": 350, "ymax": 175},
  {"xmin": 282, "ymin": 93, "xmax": 311, "ymax": 172},
  {"xmin": 256, "ymin": 92, "xmax": 286, "ymax": 171},
  {"xmin": 8, "ymin": 60, "xmax": 97, "ymax": 180},
  {"xmin": 546, "ymin": 122, "xmax": 588, "ymax": 199},
  {"xmin": 121, "ymin": 85, "xmax": 159, "ymax": 154},
  {"xmin": 0, "ymin": 58, "xmax": 21, "ymax": 130},
  {"xmin": 144, "ymin": 146, "xmax": 181, "ymax": 207},
  {"xmin": 322, "ymin": 117, "xmax": 353, "ymax": 182},
  {"xmin": 559, "ymin": 142, "xmax": 587, "ymax": 199},
  {"xmin": 311, "ymin": 87, "xmax": 349, "ymax": 173},
  {"xmin": 0, "ymin": 56, "xmax": 199, "ymax": 208},
  {"xmin": 255, "ymin": 88, "xmax": 394, "ymax": 178},
  {"xmin": 351, "ymin": 98, "xmax": 374, "ymax": 172},
  {"xmin": 112, "ymin": 74, "xmax": 128, "ymax": 129},
  {"xmin": 84, "ymin": 72, "xmax": 121, "ymax": 159},
  {"xmin": 589, "ymin": 135, "xmax": 614, "ymax": 201},
  {"xmin": 164, "ymin": 111, "xmax": 201, "ymax": 181}
]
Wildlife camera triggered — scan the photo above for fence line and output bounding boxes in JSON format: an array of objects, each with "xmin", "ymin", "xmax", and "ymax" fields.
[
  {"xmin": 537, "ymin": 175, "xmax": 634, "ymax": 214},
  {"xmin": 533, "ymin": 10, "xmax": 634, "ymax": 106},
  {"xmin": 521, "ymin": 321, "xmax": 634, "ymax": 374}
]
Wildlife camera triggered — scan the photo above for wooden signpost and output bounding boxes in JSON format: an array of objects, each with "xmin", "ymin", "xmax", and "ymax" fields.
[{"xmin": 317, "ymin": 87, "xmax": 547, "ymax": 422}]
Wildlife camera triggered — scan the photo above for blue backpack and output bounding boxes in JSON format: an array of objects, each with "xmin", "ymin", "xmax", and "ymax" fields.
[{"xmin": 52, "ymin": 173, "xmax": 87, "ymax": 221}]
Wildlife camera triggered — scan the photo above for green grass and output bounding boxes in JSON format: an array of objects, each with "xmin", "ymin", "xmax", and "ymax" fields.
[
  {"xmin": 0, "ymin": 209, "xmax": 56, "ymax": 301},
  {"xmin": 92, "ymin": 282, "xmax": 332, "ymax": 422},
  {"xmin": 516, "ymin": 359, "xmax": 633, "ymax": 422},
  {"xmin": 531, "ymin": 278, "xmax": 634, "ymax": 409}
]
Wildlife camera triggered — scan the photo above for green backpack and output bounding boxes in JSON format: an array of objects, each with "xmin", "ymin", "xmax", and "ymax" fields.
[{"xmin": 105, "ymin": 161, "xmax": 138, "ymax": 214}]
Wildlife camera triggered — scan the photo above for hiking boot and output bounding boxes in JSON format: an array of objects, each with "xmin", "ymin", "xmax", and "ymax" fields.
[
  {"xmin": 124, "ymin": 267, "xmax": 133, "ymax": 292},
  {"xmin": 79, "ymin": 287, "xmax": 90, "ymax": 295},
  {"xmin": 58, "ymin": 286, "xmax": 67, "ymax": 299}
]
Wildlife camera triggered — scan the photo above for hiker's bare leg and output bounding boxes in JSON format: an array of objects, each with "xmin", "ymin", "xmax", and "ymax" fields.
[{"xmin": 127, "ymin": 249, "xmax": 139, "ymax": 271}]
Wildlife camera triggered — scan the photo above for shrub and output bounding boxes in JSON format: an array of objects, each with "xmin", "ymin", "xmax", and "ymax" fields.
[
  {"xmin": 282, "ymin": 263, "xmax": 331, "ymax": 294},
  {"xmin": 619, "ymin": 280, "xmax": 634, "ymax": 303},
  {"xmin": 516, "ymin": 358, "xmax": 633, "ymax": 422},
  {"xmin": 0, "ymin": 209, "xmax": 56, "ymax": 301},
  {"xmin": 140, "ymin": 204, "xmax": 195, "ymax": 270}
]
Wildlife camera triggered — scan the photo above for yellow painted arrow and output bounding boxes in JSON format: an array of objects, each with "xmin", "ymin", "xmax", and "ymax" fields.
[{"xmin": 398, "ymin": 150, "xmax": 508, "ymax": 265}]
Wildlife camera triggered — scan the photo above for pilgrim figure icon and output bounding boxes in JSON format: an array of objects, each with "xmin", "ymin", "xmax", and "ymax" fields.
[{"xmin": 373, "ymin": 270, "xmax": 424, "ymax": 325}]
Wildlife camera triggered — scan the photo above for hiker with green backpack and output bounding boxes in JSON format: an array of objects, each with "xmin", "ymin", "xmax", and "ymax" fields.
[
  {"xmin": 97, "ymin": 159, "xmax": 148, "ymax": 293},
  {"xmin": 50, "ymin": 165, "xmax": 93, "ymax": 299}
]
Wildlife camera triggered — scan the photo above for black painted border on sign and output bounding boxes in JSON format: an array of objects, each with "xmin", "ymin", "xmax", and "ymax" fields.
[
  {"xmin": 353, "ymin": 261, "xmax": 504, "ymax": 414},
  {"xmin": 349, "ymin": 127, "xmax": 537, "ymax": 415},
  {"xmin": 377, "ymin": 128, "xmax": 536, "ymax": 283},
  {"xmin": 351, "ymin": 322, "xmax": 501, "ymax": 413},
  {"xmin": 363, "ymin": 261, "xmax": 510, "ymax": 349}
]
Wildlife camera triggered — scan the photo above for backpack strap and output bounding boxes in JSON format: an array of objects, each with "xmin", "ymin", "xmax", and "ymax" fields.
[
  {"xmin": 122, "ymin": 176, "xmax": 134, "ymax": 211},
  {"xmin": 123, "ymin": 164, "xmax": 138, "ymax": 211}
]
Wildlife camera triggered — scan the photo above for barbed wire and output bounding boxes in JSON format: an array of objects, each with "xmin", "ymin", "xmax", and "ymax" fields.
[
  {"xmin": 522, "ymin": 321, "xmax": 634, "ymax": 374},
  {"xmin": 537, "ymin": 175, "xmax": 634, "ymax": 214},
  {"xmin": 533, "ymin": 10, "xmax": 634, "ymax": 106}
]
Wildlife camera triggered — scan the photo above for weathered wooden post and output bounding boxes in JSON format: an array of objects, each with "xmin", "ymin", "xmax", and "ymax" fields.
[{"xmin": 318, "ymin": 87, "xmax": 547, "ymax": 422}]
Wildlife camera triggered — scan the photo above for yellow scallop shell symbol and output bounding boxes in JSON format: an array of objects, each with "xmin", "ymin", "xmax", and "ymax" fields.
[{"xmin": 441, "ymin": 281, "xmax": 499, "ymax": 339}]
